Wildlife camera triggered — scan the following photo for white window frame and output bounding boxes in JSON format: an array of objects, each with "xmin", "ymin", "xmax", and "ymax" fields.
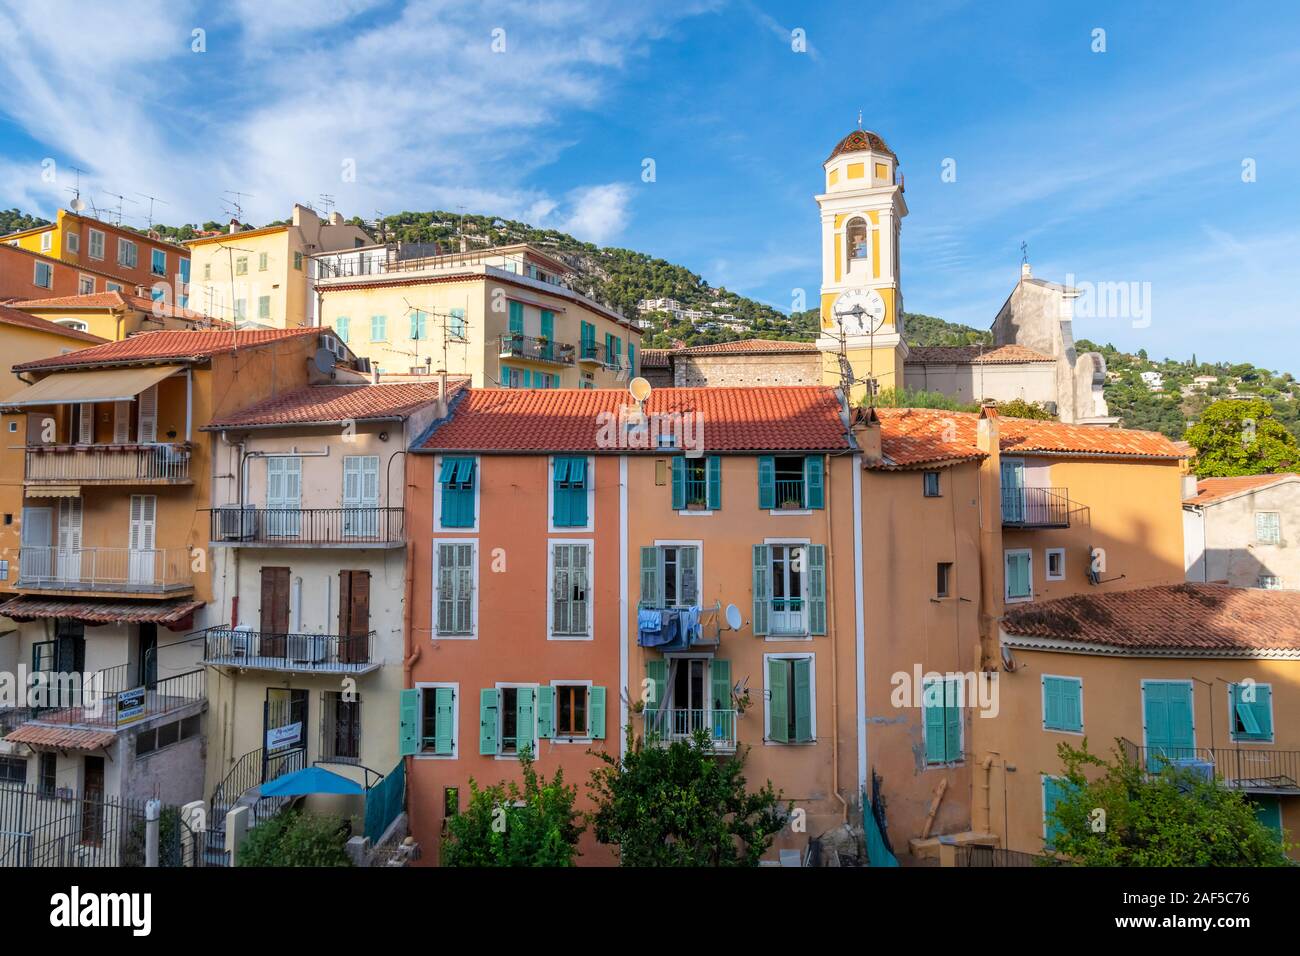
[
  {"xmin": 762, "ymin": 652, "xmax": 817, "ymax": 746},
  {"xmin": 77, "ymin": 274, "xmax": 94, "ymax": 295},
  {"xmin": 1227, "ymin": 682, "xmax": 1275, "ymax": 744},
  {"xmin": 414, "ymin": 681, "xmax": 459, "ymax": 760},
  {"xmin": 764, "ymin": 535, "xmax": 812, "ymax": 641},
  {"xmin": 923, "ymin": 471, "xmax": 941, "ymax": 497},
  {"xmin": 548, "ymin": 679, "xmax": 594, "ymax": 744},
  {"xmin": 66, "ymin": 232, "xmax": 80, "ymax": 254},
  {"xmin": 106, "ymin": 281, "xmax": 123, "ymax": 293},
  {"xmin": 920, "ymin": 673, "xmax": 965, "ymax": 766},
  {"xmin": 150, "ymin": 248, "xmax": 167, "ymax": 277},
  {"xmin": 1004, "ymin": 548, "xmax": 1033, "ymax": 603},
  {"xmin": 433, "ymin": 454, "xmax": 480, "ymax": 533},
  {"xmin": 32, "ymin": 260, "xmax": 52, "ymax": 289},
  {"xmin": 117, "ymin": 237, "xmax": 138, "ymax": 268},
  {"xmin": 650, "ymin": 538, "xmax": 704, "ymax": 609},
  {"xmin": 431, "ymin": 538, "xmax": 478, "ymax": 640},
  {"xmin": 40, "ymin": 231, "xmax": 52, "ymax": 252},
  {"xmin": 547, "ymin": 538, "xmax": 594, "ymax": 641},
  {"xmin": 1045, "ymin": 547, "xmax": 1066, "ymax": 581},
  {"xmin": 493, "ymin": 682, "xmax": 540, "ymax": 760},
  {"xmin": 1040, "ymin": 673, "xmax": 1084, "ymax": 736},
  {"xmin": 1256, "ymin": 511, "xmax": 1281, "ymax": 545},
  {"xmin": 547, "ymin": 455, "xmax": 596, "ymax": 534},
  {"xmin": 88, "ymin": 228, "xmax": 105, "ymax": 260}
]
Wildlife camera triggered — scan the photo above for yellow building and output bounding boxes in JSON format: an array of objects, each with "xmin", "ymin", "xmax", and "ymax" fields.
[
  {"xmin": 313, "ymin": 243, "xmax": 642, "ymax": 387},
  {"xmin": 815, "ymin": 128, "xmax": 908, "ymax": 401},
  {"xmin": 11, "ymin": 290, "xmax": 223, "ymax": 341},
  {"xmin": 184, "ymin": 205, "xmax": 372, "ymax": 328}
]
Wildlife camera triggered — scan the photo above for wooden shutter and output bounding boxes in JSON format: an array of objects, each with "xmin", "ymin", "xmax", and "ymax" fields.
[
  {"xmin": 515, "ymin": 688, "xmax": 535, "ymax": 757},
  {"xmin": 752, "ymin": 545, "xmax": 769, "ymax": 635},
  {"xmin": 757, "ymin": 456, "xmax": 775, "ymax": 509},
  {"xmin": 706, "ymin": 456, "xmax": 721, "ymax": 510},
  {"xmin": 923, "ymin": 679, "xmax": 946, "ymax": 763},
  {"xmin": 793, "ymin": 657, "xmax": 813, "ymax": 742},
  {"xmin": 805, "ymin": 455, "xmax": 825, "ymax": 509},
  {"xmin": 710, "ymin": 660, "xmax": 731, "ymax": 741},
  {"xmin": 943, "ymin": 679, "xmax": 962, "ymax": 761},
  {"xmin": 77, "ymin": 404, "xmax": 94, "ymax": 444},
  {"xmin": 679, "ymin": 546, "xmax": 698, "ymax": 606},
  {"xmin": 260, "ymin": 566, "xmax": 290, "ymax": 656},
  {"xmin": 807, "ymin": 544, "xmax": 826, "ymax": 635},
  {"xmin": 1043, "ymin": 676, "xmax": 1063, "ymax": 729},
  {"xmin": 479, "ymin": 689, "xmax": 499, "ymax": 755},
  {"xmin": 434, "ymin": 687, "xmax": 455, "ymax": 755},
  {"xmin": 338, "ymin": 570, "xmax": 370, "ymax": 663},
  {"xmin": 536, "ymin": 686, "xmax": 554, "ymax": 739},
  {"xmin": 589, "ymin": 686, "xmax": 606, "ymax": 739},
  {"xmin": 645, "ymin": 660, "xmax": 666, "ymax": 717},
  {"xmin": 767, "ymin": 658, "xmax": 788, "ymax": 743},
  {"xmin": 137, "ymin": 385, "xmax": 158, "ymax": 443},
  {"xmin": 671, "ymin": 457, "xmax": 685, "ymax": 509},
  {"xmin": 398, "ymin": 688, "xmax": 419, "ymax": 756},
  {"xmin": 113, "ymin": 401, "xmax": 131, "ymax": 443},
  {"xmin": 1061, "ymin": 678, "xmax": 1082, "ymax": 732},
  {"xmin": 639, "ymin": 546, "xmax": 659, "ymax": 608}
]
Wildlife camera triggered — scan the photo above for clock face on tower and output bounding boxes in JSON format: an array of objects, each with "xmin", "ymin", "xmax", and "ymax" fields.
[{"xmin": 833, "ymin": 289, "xmax": 886, "ymax": 335}]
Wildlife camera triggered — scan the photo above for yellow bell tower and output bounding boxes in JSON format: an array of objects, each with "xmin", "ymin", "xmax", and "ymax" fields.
[{"xmin": 815, "ymin": 127, "xmax": 908, "ymax": 402}]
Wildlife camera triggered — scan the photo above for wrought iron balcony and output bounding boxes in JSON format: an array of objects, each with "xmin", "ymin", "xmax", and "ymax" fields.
[
  {"xmin": 16, "ymin": 547, "xmax": 194, "ymax": 594},
  {"xmin": 638, "ymin": 708, "xmax": 737, "ymax": 752},
  {"xmin": 24, "ymin": 442, "xmax": 192, "ymax": 484},
  {"xmin": 201, "ymin": 627, "xmax": 378, "ymax": 674},
  {"xmin": 207, "ymin": 506, "xmax": 405, "ymax": 547},
  {"xmin": 1120, "ymin": 739, "xmax": 1300, "ymax": 792},
  {"xmin": 1001, "ymin": 486, "xmax": 1071, "ymax": 528},
  {"xmin": 10, "ymin": 663, "xmax": 205, "ymax": 730},
  {"xmin": 577, "ymin": 341, "xmax": 606, "ymax": 366},
  {"xmin": 498, "ymin": 333, "xmax": 575, "ymax": 366}
]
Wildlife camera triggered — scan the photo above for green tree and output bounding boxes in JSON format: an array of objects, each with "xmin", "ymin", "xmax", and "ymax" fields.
[
  {"xmin": 870, "ymin": 386, "xmax": 977, "ymax": 412},
  {"xmin": 442, "ymin": 748, "xmax": 584, "ymax": 866},
  {"xmin": 1185, "ymin": 398, "xmax": 1300, "ymax": 476},
  {"xmin": 588, "ymin": 728, "xmax": 789, "ymax": 866},
  {"xmin": 236, "ymin": 810, "xmax": 353, "ymax": 867},
  {"xmin": 993, "ymin": 398, "xmax": 1056, "ymax": 420},
  {"xmin": 1046, "ymin": 741, "xmax": 1290, "ymax": 866}
]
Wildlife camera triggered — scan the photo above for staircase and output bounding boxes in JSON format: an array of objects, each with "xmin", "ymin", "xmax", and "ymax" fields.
[{"xmin": 204, "ymin": 747, "xmax": 306, "ymax": 866}]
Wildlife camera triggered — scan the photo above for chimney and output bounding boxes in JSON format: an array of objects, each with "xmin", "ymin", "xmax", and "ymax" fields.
[
  {"xmin": 977, "ymin": 400, "xmax": 1000, "ymax": 454},
  {"xmin": 228, "ymin": 219, "xmax": 240, "ymax": 234},
  {"xmin": 851, "ymin": 406, "xmax": 882, "ymax": 464},
  {"xmin": 437, "ymin": 368, "xmax": 449, "ymax": 418},
  {"xmin": 329, "ymin": 211, "xmax": 344, "ymax": 226},
  {"xmin": 1021, "ymin": 261, "xmax": 1032, "ymax": 279}
]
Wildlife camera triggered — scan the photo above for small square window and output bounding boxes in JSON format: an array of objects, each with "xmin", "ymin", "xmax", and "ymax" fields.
[
  {"xmin": 1259, "ymin": 575, "xmax": 1283, "ymax": 590},
  {"xmin": 1256, "ymin": 512, "xmax": 1281, "ymax": 544},
  {"xmin": 923, "ymin": 471, "xmax": 941, "ymax": 497},
  {"xmin": 936, "ymin": 562, "xmax": 952, "ymax": 598},
  {"xmin": 1045, "ymin": 548, "xmax": 1065, "ymax": 581},
  {"xmin": 7, "ymin": 422, "xmax": 16, "ymax": 433}
]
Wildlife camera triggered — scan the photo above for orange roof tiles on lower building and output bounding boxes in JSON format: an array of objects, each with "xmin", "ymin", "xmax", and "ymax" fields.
[
  {"xmin": 1184, "ymin": 473, "xmax": 1298, "ymax": 506},
  {"xmin": 13, "ymin": 327, "xmax": 321, "ymax": 370},
  {"xmin": 206, "ymin": 379, "xmax": 468, "ymax": 428}
]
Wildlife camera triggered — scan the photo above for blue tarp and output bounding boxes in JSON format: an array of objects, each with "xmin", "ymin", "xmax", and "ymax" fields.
[{"xmin": 260, "ymin": 766, "xmax": 365, "ymax": 797}]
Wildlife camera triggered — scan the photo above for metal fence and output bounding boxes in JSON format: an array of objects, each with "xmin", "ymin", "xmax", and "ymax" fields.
[
  {"xmin": 498, "ymin": 333, "xmax": 576, "ymax": 366},
  {"xmin": 364, "ymin": 761, "xmax": 405, "ymax": 844},
  {"xmin": 1001, "ymin": 486, "xmax": 1072, "ymax": 528},
  {"xmin": 207, "ymin": 506, "xmax": 405, "ymax": 545},
  {"xmin": 202, "ymin": 628, "xmax": 374, "ymax": 672}
]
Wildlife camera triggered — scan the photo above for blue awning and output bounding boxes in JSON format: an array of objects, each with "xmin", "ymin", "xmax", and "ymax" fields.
[{"xmin": 259, "ymin": 766, "xmax": 365, "ymax": 797}]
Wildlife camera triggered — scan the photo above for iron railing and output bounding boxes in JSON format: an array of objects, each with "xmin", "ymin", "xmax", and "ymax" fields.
[
  {"xmin": 577, "ymin": 340, "xmax": 606, "ymax": 365},
  {"xmin": 1001, "ymin": 486, "xmax": 1071, "ymax": 528},
  {"xmin": 955, "ymin": 845, "xmax": 1063, "ymax": 867},
  {"xmin": 1120, "ymin": 739, "xmax": 1300, "ymax": 792},
  {"xmin": 25, "ymin": 443, "xmax": 192, "ymax": 483},
  {"xmin": 640, "ymin": 708, "xmax": 737, "ymax": 751},
  {"xmin": 16, "ymin": 547, "xmax": 193, "ymax": 592},
  {"xmin": 207, "ymin": 506, "xmax": 405, "ymax": 545},
  {"xmin": 773, "ymin": 478, "xmax": 806, "ymax": 508},
  {"xmin": 202, "ymin": 627, "xmax": 376, "ymax": 672},
  {"xmin": 680, "ymin": 478, "xmax": 709, "ymax": 507},
  {"xmin": 19, "ymin": 664, "xmax": 205, "ymax": 729},
  {"xmin": 498, "ymin": 333, "xmax": 575, "ymax": 366}
]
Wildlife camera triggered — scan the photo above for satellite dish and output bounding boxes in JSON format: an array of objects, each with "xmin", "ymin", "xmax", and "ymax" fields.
[
  {"xmin": 628, "ymin": 377, "xmax": 652, "ymax": 403},
  {"xmin": 724, "ymin": 604, "xmax": 742, "ymax": 631},
  {"xmin": 69, "ymin": 197, "xmax": 86, "ymax": 213},
  {"xmin": 313, "ymin": 348, "xmax": 335, "ymax": 374}
]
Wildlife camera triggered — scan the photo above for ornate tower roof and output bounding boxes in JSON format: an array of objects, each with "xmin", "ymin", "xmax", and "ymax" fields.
[{"xmin": 826, "ymin": 128, "xmax": 895, "ymax": 163}]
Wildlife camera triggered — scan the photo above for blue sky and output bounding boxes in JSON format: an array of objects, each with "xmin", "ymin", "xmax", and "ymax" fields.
[{"xmin": 2, "ymin": 1, "xmax": 1298, "ymax": 369}]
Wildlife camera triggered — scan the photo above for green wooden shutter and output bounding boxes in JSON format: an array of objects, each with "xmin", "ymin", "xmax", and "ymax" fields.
[
  {"xmin": 752, "ymin": 544, "xmax": 769, "ymax": 635},
  {"xmin": 758, "ymin": 456, "xmax": 775, "ymax": 509},
  {"xmin": 569, "ymin": 458, "xmax": 588, "ymax": 527},
  {"xmin": 508, "ymin": 300, "xmax": 523, "ymax": 334},
  {"xmin": 767, "ymin": 658, "xmax": 789, "ymax": 743},
  {"xmin": 434, "ymin": 687, "xmax": 455, "ymax": 755},
  {"xmin": 1232, "ymin": 683, "xmax": 1271, "ymax": 740},
  {"xmin": 1042, "ymin": 676, "xmax": 1062, "ymax": 729},
  {"xmin": 645, "ymin": 660, "xmax": 666, "ymax": 717},
  {"xmin": 807, "ymin": 544, "xmax": 826, "ymax": 635},
  {"xmin": 516, "ymin": 688, "xmax": 535, "ymax": 757},
  {"xmin": 706, "ymin": 456, "xmax": 721, "ymax": 510},
  {"xmin": 639, "ymin": 546, "xmax": 660, "ymax": 607},
  {"xmin": 793, "ymin": 657, "xmax": 813, "ymax": 742},
  {"xmin": 478, "ymin": 688, "xmax": 499, "ymax": 755},
  {"xmin": 1043, "ymin": 776, "xmax": 1066, "ymax": 848},
  {"xmin": 671, "ymin": 456, "xmax": 686, "ymax": 509},
  {"xmin": 943, "ymin": 679, "xmax": 962, "ymax": 761},
  {"xmin": 923, "ymin": 679, "xmax": 946, "ymax": 764},
  {"xmin": 536, "ymin": 685, "xmax": 554, "ymax": 739},
  {"xmin": 710, "ymin": 660, "xmax": 732, "ymax": 743},
  {"xmin": 805, "ymin": 456, "xmax": 825, "ymax": 509},
  {"xmin": 398, "ymin": 688, "xmax": 419, "ymax": 756},
  {"xmin": 1061, "ymin": 678, "xmax": 1082, "ymax": 732},
  {"xmin": 540, "ymin": 309, "xmax": 554, "ymax": 341},
  {"xmin": 552, "ymin": 457, "xmax": 569, "ymax": 526},
  {"xmin": 589, "ymin": 686, "xmax": 606, "ymax": 739}
]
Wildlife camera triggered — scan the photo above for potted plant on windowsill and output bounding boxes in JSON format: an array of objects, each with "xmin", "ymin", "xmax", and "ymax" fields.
[
  {"xmin": 779, "ymin": 497, "xmax": 803, "ymax": 510},
  {"xmin": 732, "ymin": 686, "xmax": 752, "ymax": 716},
  {"xmin": 686, "ymin": 498, "xmax": 708, "ymax": 511}
]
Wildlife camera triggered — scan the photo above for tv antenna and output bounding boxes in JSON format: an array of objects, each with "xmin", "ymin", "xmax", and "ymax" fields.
[
  {"xmin": 135, "ymin": 192, "xmax": 170, "ymax": 228},
  {"xmin": 65, "ymin": 166, "xmax": 88, "ymax": 213},
  {"xmin": 1020, "ymin": 240, "xmax": 1029, "ymax": 265},
  {"xmin": 318, "ymin": 194, "xmax": 335, "ymax": 217},
  {"xmin": 221, "ymin": 190, "xmax": 254, "ymax": 225},
  {"xmin": 101, "ymin": 189, "xmax": 136, "ymax": 226}
]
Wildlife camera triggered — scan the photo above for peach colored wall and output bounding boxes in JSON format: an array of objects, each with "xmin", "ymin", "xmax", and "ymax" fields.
[{"xmin": 977, "ymin": 646, "xmax": 1300, "ymax": 859}]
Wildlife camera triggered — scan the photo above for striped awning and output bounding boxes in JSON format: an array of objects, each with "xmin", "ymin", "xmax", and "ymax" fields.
[{"xmin": 24, "ymin": 484, "xmax": 80, "ymax": 498}]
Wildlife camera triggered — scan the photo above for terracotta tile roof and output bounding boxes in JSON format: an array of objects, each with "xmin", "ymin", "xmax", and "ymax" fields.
[
  {"xmin": 639, "ymin": 348, "xmax": 671, "ymax": 368},
  {"xmin": 870, "ymin": 407, "xmax": 1184, "ymax": 469},
  {"xmin": 12, "ymin": 327, "xmax": 320, "ymax": 371},
  {"xmin": 418, "ymin": 386, "xmax": 851, "ymax": 453},
  {"xmin": 672, "ymin": 339, "xmax": 819, "ymax": 356},
  {"xmin": 1184, "ymin": 473, "xmax": 1299, "ymax": 506},
  {"xmin": 3, "ymin": 724, "xmax": 117, "ymax": 751},
  {"xmin": 13, "ymin": 291, "xmax": 220, "ymax": 323},
  {"xmin": 906, "ymin": 344, "xmax": 1054, "ymax": 365},
  {"xmin": 0, "ymin": 303, "xmax": 107, "ymax": 344},
  {"xmin": 827, "ymin": 128, "xmax": 895, "ymax": 161},
  {"xmin": 1002, "ymin": 584, "xmax": 1300, "ymax": 656},
  {"xmin": 0, "ymin": 597, "xmax": 203, "ymax": 624},
  {"xmin": 206, "ymin": 379, "xmax": 468, "ymax": 428}
]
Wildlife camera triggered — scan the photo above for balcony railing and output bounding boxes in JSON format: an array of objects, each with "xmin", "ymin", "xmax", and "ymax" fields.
[
  {"xmin": 16, "ymin": 547, "xmax": 193, "ymax": 593},
  {"xmin": 577, "ymin": 341, "xmax": 606, "ymax": 365},
  {"xmin": 774, "ymin": 479, "xmax": 806, "ymax": 509},
  {"xmin": 498, "ymin": 333, "xmax": 575, "ymax": 366},
  {"xmin": 207, "ymin": 507, "xmax": 405, "ymax": 546},
  {"xmin": 639, "ymin": 708, "xmax": 737, "ymax": 752},
  {"xmin": 1120, "ymin": 739, "xmax": 1300, "ymax": 792},
  {"xmin": 1001, "ymin": 486, "xmax": 1071, "ymax": 528},
  {"xmin": 24, "ymin": 443, "xmax": 192, "ymax": 483},
  {"xmin": 16, "ymin": 664, "xmax": 205, "ymax": 729},
  {"xmin": 201, "ymin": 627, "xmax": 377, "ymax": 674}
]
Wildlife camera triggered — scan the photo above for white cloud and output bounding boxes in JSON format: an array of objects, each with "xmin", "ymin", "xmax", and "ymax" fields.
[{"xmin": 558, "ymin": 183, "xmax": 632, "ymax": 245}]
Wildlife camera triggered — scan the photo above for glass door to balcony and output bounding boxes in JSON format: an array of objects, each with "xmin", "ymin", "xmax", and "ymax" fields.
[
  {"xmin": 19, "ymin": 506, "xmax": 52, "ymax": 581},
  {"xmin": 770, "ymin": 544, "xmax": 804, "ymax": 634},
  {"xmin": 1001, "ymin": 458, "xmax": 1026, "ymax": 523},
  {"xmin": 342, "ymin": 455, "xmax": 379, "ymax": 538},
  {"xmin": 56, "ymin": 498, "xmax": 82, "ymax": 583},
  {"xmin": 266, "ymin": 457, "xmax": 302, "ymax": 538},
  {"xmin": 670, "ymin": 658, "xmax": 708, "ymax": 739}
]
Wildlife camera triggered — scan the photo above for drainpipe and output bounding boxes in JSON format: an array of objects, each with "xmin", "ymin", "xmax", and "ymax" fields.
[
  {"xmin": 402, "ymin": 457, "xmax": 421, "ymax": 678},
  {"xmin": 825, "ymin": 451, "xmax": 848, "ymax": 824}
]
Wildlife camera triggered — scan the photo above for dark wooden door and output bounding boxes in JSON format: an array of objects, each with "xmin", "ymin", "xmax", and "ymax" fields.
[
  {"xmin": 260, "ymin": 567, "xmax": 291, "ymax": 658},
  {"xmin": 338, "ymin": 570, "xmax": 370, "ymax": 664},
  {"xmin": 137, "ymin": 623, "xmax": 157, "ymax": 689},
  {"xmin": 80, "ymin": 756, "xmax": 105, "ymax": 847}
]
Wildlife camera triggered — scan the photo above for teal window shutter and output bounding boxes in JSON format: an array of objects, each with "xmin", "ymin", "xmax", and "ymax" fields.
[
  {"xmin": 645, "ymin": 660, "xmax": 666, "ymax": 716},
  {"xmin": 767, "ymin": 658, "xmax": 789, "ymax": 743},
  {"xmin": 944, "ymin": 679, "xmax": 962, "ymax": 761},
  {"xmin": 1061, "ymin": 678, "xmax": 1082, "ymax": 732},
  {"xmin": 793, "ymin": 657, "xmax": 813, "ymax": 742},
  {"xmin": 434, "ymin": 687, "xmax": 455, "ymax": 755},
  {"xmin": 710, "ymin": 661, "xmax": 731, "ymax": 742},
  {"xmin": 628, "ymin": 343, "xmax": 637, "ymax": 376},
  {"xmin": 589, "ymin": 686, "xmax": 606, "ymax": 739},
  {"xmin": 515, "ymin": 688, "xmax": 535, "ymax": 757},
  {"xmin": 536, "ymin": 686, "xmax": 554, "ymax": 739},
  {"xmin": 540, "ymin": 309, "xmax": 554, "ymax": 340},
  {"xmin": 570, "ymin": 458, "xmax": 588, "ymax": 526},
  {"xmin": 758, "ymin": 456, "xmax": 775, "ymax": 510},
  {"xmin": 552, "ymin": 457, "xmax": 569, "ymax": 526},
  {"xmin": 923, "ymin": 679, "xmax": 947, "ymax": 764},
  {"xmin": 1232, "ymin": 683, "xmax": 1271, "ymax": 740},
  {"xmin": 752, "ymin": 544, "xmax": 769, "ymax": 635},
  {"xmin": 449, "ymin": 307, "xmax": 465, "ymax": 338},
  {"xmin": 805, "ymin": 456, "xmax": 825, "ymax": 509},
  {"xmin": 440, "ymin": 457, "xmax": 475, "ymax": 528},
  {"xmin": 478, "ymin": 689, "xmax": 498, "ymax": 755},
  {"xmin": 399, "ymin": 688, "xmax": 419, "ymax": 756},
  {"xmin": 671, "ymin": 457, "xmax": 686, "ymax": 509},
  {"xmin": 639, "ymin": 546, "xmax": 660, "ymax": 607},
  {"xmin": 1043, "ymin": 776, "xmax": 1067, "ymax": 849},
  {"xmin": 807, "ymin": 544, "xmax": 826, "ymax": 635},
  {"xmin": 706, "ymin": 456, "xmax": 722, "ymax": 510},
  {"xmin": 508, "ymin": 300, "xmax": 524, "ymax": 334}
]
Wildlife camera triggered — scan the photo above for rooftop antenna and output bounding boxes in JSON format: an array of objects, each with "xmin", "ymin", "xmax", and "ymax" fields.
[
  {"xmin": 65, "ymin": 166, "xmax": 87, "ymax": 213},
  {"xmin": 134, "ymin": 192, "xmax": 169, "ymax": 229},
  {"xmin": 102, "ymin": 189, "xmax": 136, "ymax": 226},
  {"xmin": 221, "ymin": 190, "xmax": 254, "ymax": 225},
  {"xmin": 857, "ymin": 109, "xmax": 863, "ymax": 129},
  {"xmin": 1020, "ymin": 240, "xmax": 1029, "ymax": 265},
  {"xmin": 318, "ymin": 194, "xmax": 335, "ymax": 218}
]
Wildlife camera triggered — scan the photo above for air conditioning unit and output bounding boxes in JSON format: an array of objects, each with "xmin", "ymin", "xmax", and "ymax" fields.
[
  {"xmin": 217, "ymin": 505, "xmax": 256, "ymax": 540},
  {"xmin": 288, "ymin": 634, "xmax": 327, "ymax": 664},
  {"xmin": 230, "ymin": 624, "xmax": 254, "ymax": 658},
  {"xmin": 355, "ymin": 356, "xmax": 372, "ymax": 373}
]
